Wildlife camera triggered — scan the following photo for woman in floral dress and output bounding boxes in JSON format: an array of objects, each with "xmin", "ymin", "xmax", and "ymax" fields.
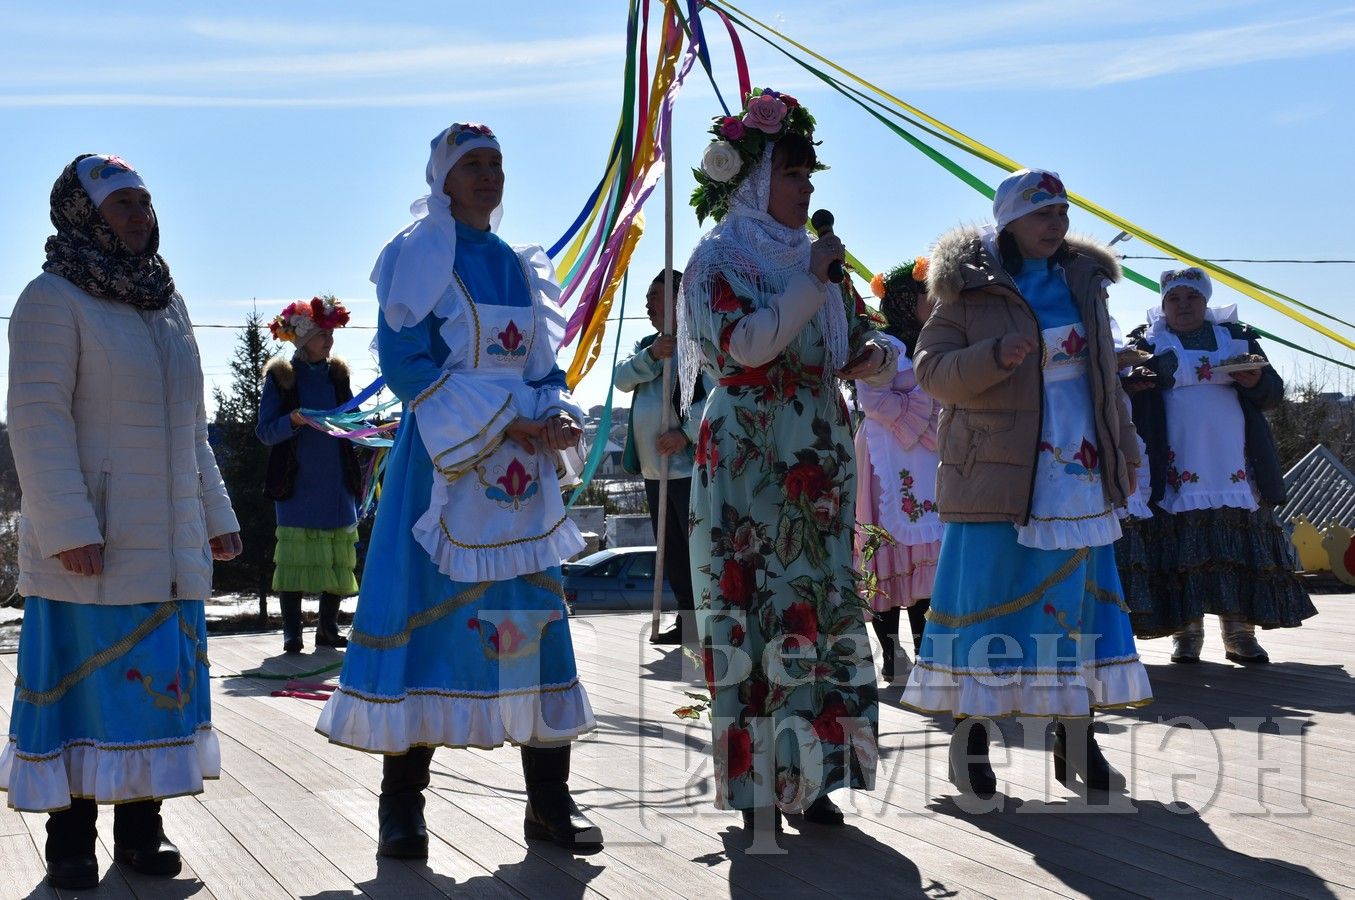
[{"xmin": 678, "ymin": 89, "xmax": 896, "ymax": 832}]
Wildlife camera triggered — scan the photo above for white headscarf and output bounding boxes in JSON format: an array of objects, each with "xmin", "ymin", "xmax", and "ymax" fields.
[
  {"xmin": 676, "ymin": 145, "xmax": 849, "ymax": 409},
  {"xmin": 993, "ymin": 168, "xmax": 1068, "ymax": 230},
  {"xmin": 372, "ymin": 123, "xmax": 503, "ymax": 330},
  {"xmin": 76, "ymin": 155, "xmax": 147, "ymax": 207}
]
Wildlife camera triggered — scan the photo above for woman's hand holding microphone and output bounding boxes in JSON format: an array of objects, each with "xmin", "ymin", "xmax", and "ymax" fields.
[{"xmin": 809, "ymin": 232, "xmax": 844, "ymax": 287}]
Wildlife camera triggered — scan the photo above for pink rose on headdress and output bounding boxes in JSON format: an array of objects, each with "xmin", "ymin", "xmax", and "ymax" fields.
[
  {"xmin": 719, "ymin": 116, "xmax": 747, "ymax": 140},
  {"xmin": 1038, "ymin": 173, "xmax": 1065, "ymax": 198},
  {"xmin": 742, "ymin": 93, "xmax": 788, "ymax": 134}
]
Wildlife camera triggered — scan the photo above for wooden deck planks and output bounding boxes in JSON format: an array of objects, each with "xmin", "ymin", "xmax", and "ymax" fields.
[{"xmin": 0, "ymin": 597, "xmax": 1350, "ymax": 897}]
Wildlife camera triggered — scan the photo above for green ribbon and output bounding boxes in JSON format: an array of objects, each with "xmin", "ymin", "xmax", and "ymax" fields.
[
  {"xmin": 569, "ymin": 273, "xmax": 631, "ymax": 506},
  {"xmin": 717, "ymin": 5, "xmax": 1354, "ymax": 371}
]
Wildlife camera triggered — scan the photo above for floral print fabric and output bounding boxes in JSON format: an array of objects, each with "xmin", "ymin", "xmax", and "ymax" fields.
[{"xmin": 691, "ymin": 275, "xmax": 878, "ymax": 813}]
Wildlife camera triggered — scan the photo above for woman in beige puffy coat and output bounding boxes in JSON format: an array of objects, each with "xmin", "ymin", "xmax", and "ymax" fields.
[
  {"xmin": 900, "ymin": 169, "xmax": 1151, "ymax": 801},
  {"xmin": 1, "ymin": 154, "xmax": 240, "ymax": 890}
]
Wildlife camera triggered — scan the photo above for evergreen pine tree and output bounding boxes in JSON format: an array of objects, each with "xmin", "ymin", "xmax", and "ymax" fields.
[{"xmin": 211, "ymin": 310, "xmax": 280, "ymax": 616}]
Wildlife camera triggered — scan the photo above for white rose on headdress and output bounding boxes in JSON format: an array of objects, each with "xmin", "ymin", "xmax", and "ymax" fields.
[{"xmin": 701, "ymin": 141, "xmax": 743, "ymax": 183}]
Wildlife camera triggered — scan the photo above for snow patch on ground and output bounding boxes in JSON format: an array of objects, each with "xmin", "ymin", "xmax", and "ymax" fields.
[{"xmin": 0, "ymin": 593, "xmax": 359, "ymax": 653}]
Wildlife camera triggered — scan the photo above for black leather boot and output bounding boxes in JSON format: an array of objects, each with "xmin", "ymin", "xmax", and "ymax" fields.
[
  {"xmin": 521, "ymin": 744, "xmax": 603, "ymax": 850},
  {"xmin": 1052, "ymin": 715, "xmax": 1125, "ymax": 791},
  {"xmin": 740, "ymin": 806, "xmax": 782, "ymax": 831},
  {"xmin": 113, "ymin": 800, "xmax": 181, "ymax": 876},
  {"xmin": 315, "ymin": 592, "xmax": 348, "ymax": 648},
  {"xmin": 871, "ymin": 608, "xmax": 900, "ymax": 682},
  {"xmin": 280, "ymin": 591, "xmax": 304, "ymax": 653},
  {"xmin": 948, "ymin": 717, "xmax": 997, "ymax": 798},
  {"xmin": 649, "ymin": 614, "xmax": 683, "ymax": 645},
  {"xmin": 803, "ymin": 793, "xmax": 845, "ymax": 826},
  {"xmin": 378, "ymin": 746, "xmax": 434, "ymax": 858},
  {"xmin": 907, "ymin": 599, "xmax": 930, "ymax": 655},
  {"xmin": 46, "ymin": 798, "xmax": 99, "ymax": 890}
]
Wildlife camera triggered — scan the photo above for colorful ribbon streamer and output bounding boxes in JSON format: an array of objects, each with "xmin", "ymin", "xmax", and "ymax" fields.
[
  {"xmin": 707, "ymin": 0, "xmax": 1353, "ymax": 357},
  {"xmin": 558, "ymin": 0, "xmax": 699, "ymax": 390}
]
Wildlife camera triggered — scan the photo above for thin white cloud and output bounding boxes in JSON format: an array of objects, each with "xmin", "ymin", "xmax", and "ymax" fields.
[
  {"xmin": 1270, "ymin": 101, "xmax": 1333, "ymax": 126},
  {"xmin": 3, "ymin": 35, "xmax": 619, "ymax": 87},
  {"xmin": 182, "ymin": 18, "xmax": 436, "ymax": 47},
  {"xmin": 0, "ymin": 79, "xmax": 617, "ymax": 109},
  {"xmin": 825, "ymin": 0, "xmax": 1273, "ymax": 52},
  {"xmin": 845, "ymin": 10, "xmax": 1355, "ymax": 90}
]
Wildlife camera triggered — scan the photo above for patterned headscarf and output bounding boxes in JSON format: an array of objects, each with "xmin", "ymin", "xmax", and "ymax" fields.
[
  {"xmin": 43, "ymin": 153, "xmax": 175, "ymax": 311},
  {"xmin": 870, "ymin": 257, "xmax": 929, "ymax": 357}
]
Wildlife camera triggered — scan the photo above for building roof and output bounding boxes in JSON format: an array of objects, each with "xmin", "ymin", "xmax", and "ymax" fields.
[{"xmin": 1278, "ymin": 444, "xmax": 1355, "ymax": 530}]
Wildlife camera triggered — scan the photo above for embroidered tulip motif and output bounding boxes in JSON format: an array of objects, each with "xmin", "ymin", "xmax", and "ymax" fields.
[
  {"xmin": 127, "ymin": 666, "xmax": 193, "ymax": 710},
  {"xmin": 488, "ymin": 320, "xmax": 528, "ymax": 357},
  {"xmin": 497, "ymin": 458, "xmax": 534, "ymax": 496},
  {"xmin": 484, "ymin": 457, "xmax": 539, "ymax": 509},
  {"xmin": 468, "ymin": 611, "xmax": 560, "ymax": 659},
  {"xmin": 1072, "ymin": 438, "xmax": 1099, "ymax": 472},
  {"xmin": 490, "ymin": 620, "xmax": 526, "ymax": 654},
  {"xmin": 1043, "ymin": 436, "xmax": 1100, "ymax": 478},
  {"xmin": 1038, "ymin": 172, "xmax": 1065, "ymax": 197},
  {"xmin": 1060, "ymin": 328, "xmax": 1087, "ymax": 357},
  {"xmin": 1195, "ymin": 356, "xmax": 1213, "ymax": 382}
]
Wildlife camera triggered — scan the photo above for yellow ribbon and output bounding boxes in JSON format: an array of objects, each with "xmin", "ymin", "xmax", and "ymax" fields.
[
  {"xmin": 708, "ymin": 0, "xmax": 1353, "ymax": 352},
  {"xmin": 565, "ymin": 12, "xmax": 685, "ymax": 387}
]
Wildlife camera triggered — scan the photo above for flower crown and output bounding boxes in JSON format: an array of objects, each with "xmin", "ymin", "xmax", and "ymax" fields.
[
  {"xmin": 871, "ymin": 257, "xmax": 930, "ymax": 301},
  {"xmin": 690, "ymin": 87, "xmax": 821, "ymax": 224},
  {"xmin": 268, "ymin": 295, "xmax": 350, "ymax": 343}
]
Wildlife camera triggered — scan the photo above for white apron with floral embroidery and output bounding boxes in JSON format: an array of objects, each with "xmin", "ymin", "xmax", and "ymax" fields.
[
  {"xmin": 860, "ymin": 346, "xmax": 941, "ymax": 545},
  {"xmin": 1153, "ymin": 325, "xmax": 1257, "ymax": 514},
  {"xmin": 410, "ymin": 280, "xmax": 583, "ymax": 583},
  {"xmin": 1017, "ymin": 321, "xmax": 1122, "ymax": 550}
]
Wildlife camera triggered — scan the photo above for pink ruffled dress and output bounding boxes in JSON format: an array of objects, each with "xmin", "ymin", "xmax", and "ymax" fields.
[{"xmin": 854, "ymin": 344, "xmax": 942, "ymax": 612}]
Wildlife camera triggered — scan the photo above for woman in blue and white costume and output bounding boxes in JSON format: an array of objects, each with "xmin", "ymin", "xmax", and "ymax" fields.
[
  {"xmin": 901, "ymin": 169, "xmax": 1152, "ymax": 799},
  {"xmin": 316, "ymin": 123, "xmax": 602, "ymax": 854}
]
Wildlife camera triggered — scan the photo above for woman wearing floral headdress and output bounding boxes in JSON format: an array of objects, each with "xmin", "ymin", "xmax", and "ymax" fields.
[
  {"xmin": 3, "ymin": 154, "xmax": 241, "ymax": 889},
  {"xmin": 902, "ymin": 169, "xmax": 1152, "ymax": 799},
  {"xmin": 854, "ymin": 258, "xmax": 941, "ymax": 682},
  {"xmin": 257, "ymin": 296, "xmax": 361, "ymax": 653},
  {"xmin": 1117, "ymin": 267, "xmax": 1316, "ymax": 663},
  {"xmin": 316, "ymin": 123, "xmax": 601, "ymax": 856},
  {"xmin": 679, "ymin": 89, "xmax": 896, "ymax": 833}
]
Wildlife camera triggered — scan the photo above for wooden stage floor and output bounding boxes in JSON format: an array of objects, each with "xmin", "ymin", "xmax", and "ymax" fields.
[{"xmin": 2, "ymin": 598, "xmax": 1353, "ymax": 898}]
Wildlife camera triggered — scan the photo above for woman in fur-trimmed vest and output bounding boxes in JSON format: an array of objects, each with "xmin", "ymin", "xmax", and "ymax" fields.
[
  {"xmin": 900, "ymin": 169, "xmax": 1152, "ymax": 800},
  {"xmin": 257, "ymin": 297, "xmax": 362, "ymax": 653}
]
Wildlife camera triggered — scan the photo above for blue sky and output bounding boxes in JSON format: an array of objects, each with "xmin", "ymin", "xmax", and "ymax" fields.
[{"xmin": 2, "ymin": 0, "xmax": 1353, "ymax": 413}]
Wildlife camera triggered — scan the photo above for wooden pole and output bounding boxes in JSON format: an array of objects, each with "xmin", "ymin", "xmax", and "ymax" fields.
[{"xmin": 650, "ymin": 113, "xmax": 675, "ymax": 642}]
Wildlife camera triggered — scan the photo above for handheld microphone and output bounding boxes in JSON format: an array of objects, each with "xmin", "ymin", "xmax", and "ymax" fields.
[{"xmin": 810, "ymin": 209, "xmax": 845, "ymax": 284}]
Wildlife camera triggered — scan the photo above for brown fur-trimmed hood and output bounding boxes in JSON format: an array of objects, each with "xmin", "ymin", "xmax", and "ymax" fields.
[
  {"xmin": 926, "ymin": 226, "xmax": 1121, "ymax": 306},
  {"xmin": 262, "ymin": 354, "xmax": 349, "ymax": 391}
]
